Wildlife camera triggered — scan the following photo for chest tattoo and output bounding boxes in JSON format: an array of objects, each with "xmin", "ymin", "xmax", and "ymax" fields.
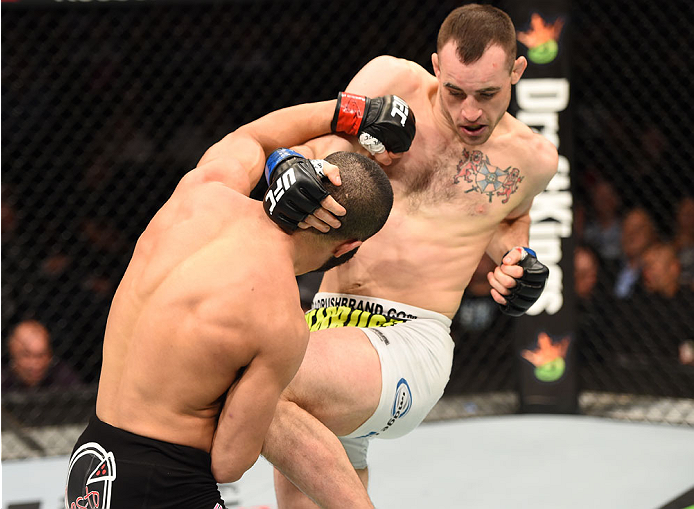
[{"xmin": 453, "ymin": 148, "xmax": 524, "ymax": 204}]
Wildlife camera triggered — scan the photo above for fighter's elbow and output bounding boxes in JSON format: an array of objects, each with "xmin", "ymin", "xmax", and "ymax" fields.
[
  {"xmin": 212, "ymin": 467, "xmax": 241, "ymax": 484},
  {"xmin": 210, "ymin": 451, "xmax": 257, "ymax": 484},
  {"xmin": 211, "ymin": 459, "xmax": 243, "ymax": 484}
]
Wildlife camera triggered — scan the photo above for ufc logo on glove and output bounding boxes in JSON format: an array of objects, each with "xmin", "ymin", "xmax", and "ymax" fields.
[
  {"xmin": 265, "ymin": 168, "xmax": 296, "ymax": 214},
  {"xmin": 390, "ymin": 96, "xmax": 410, "ymax": 127}
]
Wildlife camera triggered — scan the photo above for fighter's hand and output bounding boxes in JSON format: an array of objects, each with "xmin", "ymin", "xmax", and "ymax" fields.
[
  {"xmin": 488, "ymin": 247, "xmax": 549, "ymax": 317},
  {"xmin": 297, "ymin": 164, "xmax": 346, "ymax": 232},
  {"xmin": 263, "ymin": 148, "xmax": 343, "ymax": 234},
  {"xmin": 372, "ymin": 150, "xmax": 404, "ymax": 167},
  {"xmin": 331, "ymin": 92, "xmax": 416, "ymax": 156}
]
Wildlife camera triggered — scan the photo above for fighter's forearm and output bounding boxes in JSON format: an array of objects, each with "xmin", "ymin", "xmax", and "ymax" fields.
[
  {"xmin": 196, "ymin": 100, "xmax": 338, "ymax": 189},
  {"xmin": 292, "ymin": 132, "xmax": 360, "ymax": 160},
  {"xmin": 262, "ymin": 400, "xmax": 374, "ymax": 509},
  {"xmin": 486, "ymin": 212, "xmax": 531, "ymax": 264},
  {"xmin": 237, "ymin": 100, "xmax": 338, "ymax": 158}
]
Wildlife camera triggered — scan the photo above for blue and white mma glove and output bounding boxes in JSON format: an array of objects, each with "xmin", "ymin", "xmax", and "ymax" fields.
[
  {"xmin": 498, "ymin": 247, "xmax": 549, "ymax": 317},
  {"xmin": 263, "ymin": 148, "xmax": 330, "ymax": 233}
]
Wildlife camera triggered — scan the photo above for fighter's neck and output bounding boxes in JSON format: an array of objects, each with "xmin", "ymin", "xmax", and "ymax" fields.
[
  {"xmin": 429, "ymin": 87, "xmax": 456, "ymax": 142},
  {"xmin": 288, "ymin": 232, "xmax": 333, "ymax": 277}
]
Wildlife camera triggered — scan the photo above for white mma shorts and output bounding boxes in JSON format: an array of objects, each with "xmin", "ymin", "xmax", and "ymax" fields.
[{"xmin": 307, "ymin": 293, "xmax": 454, "ymax": 469}]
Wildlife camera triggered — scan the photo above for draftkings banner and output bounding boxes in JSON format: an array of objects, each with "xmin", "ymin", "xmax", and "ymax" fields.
[{"xmin": 502, "ymin": 0, "xmax": 578, "ymax": 414}]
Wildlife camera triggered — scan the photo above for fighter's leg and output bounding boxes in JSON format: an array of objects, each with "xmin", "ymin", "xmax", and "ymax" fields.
[
  {"xmin": 272, "ymin": 464, "xmax": 369, "ymax": 509},
  {"xmin": 285, "ymin": 326, "xmax": 382, "ymax": 434},
  {"xmin": 262, "ymin": 326, "xmax": 382, "ymax": 508},
  {"xmin": 272, "ymin": 433, "xmax": 373, "ymax": 509},
  {"xmin": 263, "ymin": 399, "xmax": 373, "ymax": 509}
]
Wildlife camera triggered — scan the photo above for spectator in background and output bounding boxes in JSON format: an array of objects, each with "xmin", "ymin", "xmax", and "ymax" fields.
[
  {"xmin": 2, "ymin": 319, "xmax": 82, "ymax": 392},
  {"xmin": 629, "ymin": 243, "xmax": 694, "ymax": 365},
  {"xmin": 614, "ymin": 207, "xmax": 658, "ymax": 299},
  {"xmin": 641, "ymin": 243, "xmax": 686, "ymax": 300},
  {"xmin": 680, "ymin": 341, "xmax": 694, "ymax": 367},
  {"xmin": 673, "ymin": 196, "xmax": 694, "ymax": 289},
  {"xmin": 575, "ymin": 244, "xmax": 600, "ymax": 301},
  {"xmin": 574, "ymin": 244, "xmax": 613, "ymax": 365},
  {"xmin": 583, "ymin": 179, "xmax": 622, "ymax": 265}
]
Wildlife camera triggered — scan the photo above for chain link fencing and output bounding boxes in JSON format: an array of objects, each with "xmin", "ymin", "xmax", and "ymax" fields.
[
  {"xmin": 570, "ymin": 0, "xmax": 694, "ymax": 424},
  {"xmin": 2, "ymin": 0, "xmax": 693, "ymax": 460}
]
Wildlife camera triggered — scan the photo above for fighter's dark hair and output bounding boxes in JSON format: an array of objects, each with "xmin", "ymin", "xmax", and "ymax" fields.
[
  {"xmin": 437, "ymin": 4, "xmax": 517, "ymax": 71},
  {"xmin": 318, "ymin": 151, "xmax": 393, "ymax": 242}
]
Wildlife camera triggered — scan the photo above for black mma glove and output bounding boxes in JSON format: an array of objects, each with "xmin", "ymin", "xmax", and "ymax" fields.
[
  {"xmin": 498, "ymin": 247, "xmax": 549, "ymax": 317},
  {"xmin": 331, "ymin": 92, "xmax": 416, "ymax": 155},
  {"xmin": 263, "ymin": 148, "xmax": 330, "ymax": 234}
]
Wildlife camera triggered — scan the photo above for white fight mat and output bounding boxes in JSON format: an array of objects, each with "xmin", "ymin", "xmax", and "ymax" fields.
[
  {"xmin": 3, "ymin": 415, "xmax": 693, "ymax": 509},
  {"xmin": 227, "ymin": 414, "xmax": 694, "ymax": 509}
]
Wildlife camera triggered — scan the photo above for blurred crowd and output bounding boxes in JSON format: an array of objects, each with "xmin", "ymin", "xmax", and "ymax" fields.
[
  {"xmin": 3, "ymin": 137, "xmax": 693, "ymax": 409},
  {"xmin": 575, "ymin": 179, "xmax": 694, "ymax": 370},
  {"xmin": 2, "ymin": 0, "xmax": 693, "ymax": 428},
  {"xmin": 2, "ymin": 319, "xmax": 82, "ymax": 392}
]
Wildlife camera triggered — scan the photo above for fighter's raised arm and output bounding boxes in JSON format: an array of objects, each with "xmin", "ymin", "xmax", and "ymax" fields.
[
  {"xmin": 345, "ymin": 55, "xmax": 423, "ymax": 101},
  {"xmin": 194, "ymin": 100, "xmax": 340, "ymax": 196},
  {"xmin": 196, "ymin": 94, "xmax": 413, "ymax": 233},
  {"xmin": 300, "ymin": 57, "xmax": 420, "ymax": 167}
]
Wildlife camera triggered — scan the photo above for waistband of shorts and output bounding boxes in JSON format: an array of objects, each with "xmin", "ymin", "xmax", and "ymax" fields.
[
  {"xmin": 90, "ymin": 414, "xmax": 212, "ymax": 471},
  {"xmin": 311, "ymin": 292, "xmax": 451, "ymax": 327}
]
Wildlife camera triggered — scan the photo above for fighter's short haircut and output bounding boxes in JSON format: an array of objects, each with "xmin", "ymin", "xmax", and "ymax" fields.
[
  {"xmin": 318, "ymin": 151, "xmax": 393, "ymax": 242},
  {"xmin": 437, "ymin": 3, "xmax": 517, "ymax": 71}
]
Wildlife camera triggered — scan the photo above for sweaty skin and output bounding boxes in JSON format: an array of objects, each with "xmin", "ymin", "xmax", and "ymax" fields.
[
  {"xmin": 270, "ymin": 43, "xmax": 558, "ymax": 508},
  {"xmin": 197, "ymin": 41, "xmax": 559, "ymax": 509},
  {"xmin": 95, "ymin": 101, "xmax": 376, "ymax": 509},
  {"xmin": 97, "ymin": 172, "xmax": 308, "ymax": 479},
  {"xmin": 309, "ymin": 46, "xmax": 558, "ymax": 318}
]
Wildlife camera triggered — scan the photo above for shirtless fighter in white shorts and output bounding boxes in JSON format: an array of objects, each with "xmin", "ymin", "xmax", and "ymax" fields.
[{"xmin": 204, "ymin": 4, "xmax": 558, "ymax": 507}]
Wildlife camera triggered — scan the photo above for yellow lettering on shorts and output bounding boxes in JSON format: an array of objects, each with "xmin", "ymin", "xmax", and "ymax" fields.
[
  {"xmin": 307, "ymin": 307, "xmax": 406, "ymax": 332},
  {"xmin": 367, "ymin": 314, "xmax": 386, "ymax": 327},
  {"xmin": 310, "ymin": 306, "xmax": 336, "ymax": 330},
  {"xmin": 305, "ymin": 309, "xmax": 317, "ymax": 326},
  {"xmin": 328, "ymin": 306, "xmax": 352, "ymax": 328},
  {"xmin": 347, "ymin": 309, "xmax": 362, "ymax": 327}
]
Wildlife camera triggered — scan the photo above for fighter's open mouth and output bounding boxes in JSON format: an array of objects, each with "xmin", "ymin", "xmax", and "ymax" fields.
[{"xmin": 462, "ymin": 125, "xmax": 485, "ymax": 134}]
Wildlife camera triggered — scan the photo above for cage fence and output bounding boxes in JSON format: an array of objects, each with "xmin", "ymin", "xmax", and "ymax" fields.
[{"xmin": 2, "ymin": 0, "xmax": 693, "ymax": 460}]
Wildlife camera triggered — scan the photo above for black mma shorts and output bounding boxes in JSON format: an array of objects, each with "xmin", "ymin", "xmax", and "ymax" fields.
[{"xmin": 65, "ymin": 414, "xmax": 226, "ymax": 509}]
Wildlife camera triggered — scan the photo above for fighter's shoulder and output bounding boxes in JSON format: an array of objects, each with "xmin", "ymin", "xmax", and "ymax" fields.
[
  {"xmin": 249, "ymin": 286, "xmax": 309, "ymax": 362},
  {"xmin": 214, "ymin": 272, "xmax": 306, "ymax": 348},
  {"xmin": 361, "ymin": 55, "xmax": 426, "ymax": 77},
  {"xmin": 244, "ymin": 275, "xmax": 306, "ymax": 334},
  {"xmin": 508, "ymin": 117, "xmax": 558, "ymax": 181},
  {"xmin": 351, "ymin": 55, "xmax": 428, "ymax": 98}
]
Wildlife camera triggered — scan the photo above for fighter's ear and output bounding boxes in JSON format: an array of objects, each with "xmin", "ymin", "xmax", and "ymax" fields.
[
  {"xmin": 511, "ymin": 56, "xmax": 527, "ymax": 84},
  {"xmin": 432, "ymin": 52, "xmax": 440, "ymax": 77},
  {"xmin": 333, "ymin": 239, "xmax": 362, "ymax": 258}
]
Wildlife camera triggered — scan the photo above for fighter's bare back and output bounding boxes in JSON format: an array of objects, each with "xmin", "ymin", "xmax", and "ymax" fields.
[
  {"xmin": 318, "ymin": 56, "xmax": 558, "ymax": 318},
  {"xmin": 95, "ymin": 170, "xmax": 308, "ymax": 452}
]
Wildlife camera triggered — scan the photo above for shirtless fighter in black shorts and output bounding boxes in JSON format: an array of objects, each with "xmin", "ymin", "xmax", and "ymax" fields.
[{"xmin": 63, "ymin": 94, "xmax": 413, "ymax": 509}]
